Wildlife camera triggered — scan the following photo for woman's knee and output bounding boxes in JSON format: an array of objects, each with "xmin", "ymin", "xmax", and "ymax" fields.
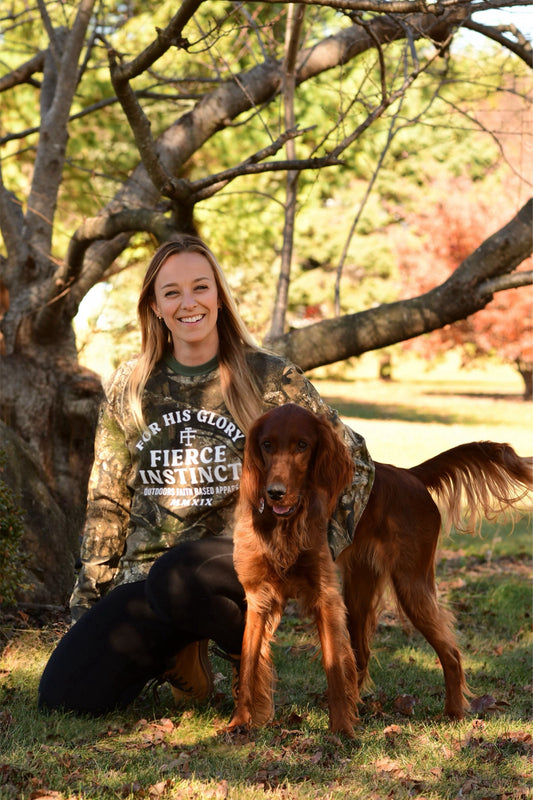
[{"xmin": 145, "ymin": 536, "xmax": 245, "ymax": 644}]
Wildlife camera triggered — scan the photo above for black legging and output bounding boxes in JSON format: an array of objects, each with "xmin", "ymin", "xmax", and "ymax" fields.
[
  {"xmin": 38, "ymin": 537, "xmax": 245, "ymax": 715},
  {"xmin": 146, "ymin": 537, "xmax": 246, "ymax": 655}
]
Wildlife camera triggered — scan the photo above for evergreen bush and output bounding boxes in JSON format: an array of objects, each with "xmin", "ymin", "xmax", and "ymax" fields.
[{"xmin": 0, "ymin": 451, "xmax": 26, "ymax": 607}]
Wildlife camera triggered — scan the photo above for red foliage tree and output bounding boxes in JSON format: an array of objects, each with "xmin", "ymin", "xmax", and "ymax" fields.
[{"xmin": 393, "ymin": 177, "xmax": 533, "ymax": 399}]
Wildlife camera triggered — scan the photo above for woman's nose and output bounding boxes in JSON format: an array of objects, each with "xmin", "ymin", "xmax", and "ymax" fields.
[{"xmin": 181, "ymin": 290, "xmax": 196, "ymax": 308}]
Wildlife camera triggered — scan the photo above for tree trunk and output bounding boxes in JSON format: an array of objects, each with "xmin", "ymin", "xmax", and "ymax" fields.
[
  {"xmin": 517, "ymin": 360, "xmax": 533, "ymax": 401},
  {"xmin": 1, "ymin": 348, "xmax": 102, "ymax": 604}
]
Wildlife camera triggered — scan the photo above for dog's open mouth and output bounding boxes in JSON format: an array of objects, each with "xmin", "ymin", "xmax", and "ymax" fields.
[{"xmin": 271, "ymin": 503, "xmax": 297, "ymax": 517}]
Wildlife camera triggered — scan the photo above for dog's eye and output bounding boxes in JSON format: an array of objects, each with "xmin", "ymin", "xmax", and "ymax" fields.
[
  {"xmin": 261, "ymin": 440, "xmax": 272, "ymax": 453},
  {"xmin": 297, "ymin": 440, "xmax": 308, "ymax": 451}
]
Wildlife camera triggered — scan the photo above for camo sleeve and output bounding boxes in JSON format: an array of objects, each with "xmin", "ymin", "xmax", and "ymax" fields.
[
  {"xmin": 69, "ymin": 365, "xmax": 134, "ymax": 621},
  {"xmin": 258, "ymin": 357, "xmax": 375, "ymax": 558}
]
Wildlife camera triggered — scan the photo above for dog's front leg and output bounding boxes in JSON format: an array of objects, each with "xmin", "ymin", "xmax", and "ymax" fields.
[
  {"xmin": 226, "ymin": 592, "xmax": 281, "ymax": 730},
  {"xmin": 314, "ymin": 583, "xmax": 360, "ymax": 738},
  {"xmin": 226, "ymin": 605, "xmax": 266, "ymax": 730}
]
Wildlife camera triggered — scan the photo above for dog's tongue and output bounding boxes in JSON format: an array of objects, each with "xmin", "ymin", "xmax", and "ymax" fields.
[{"xmin": 273, "ymin": 504, "xmax": 293, "ymax": 516}]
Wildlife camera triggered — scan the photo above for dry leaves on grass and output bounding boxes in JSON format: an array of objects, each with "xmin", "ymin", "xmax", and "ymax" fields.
[
  {"xmin": 373, "ymin": 756, "xmax": 426, "ymax": 794},
  {"xmin": 394, "ymin": 694, "xmax": 417, "ymax": 716},
  {"xmin": 383, "ymin": 723, "xmax": 404, "ymax": 743},
  {"xmin": 469, "ymin": 694, "xmax": 511, "ymax": 715},
  {"xmin": 454, "ymin": 718, "xmax": 533, "ymax": 772},
  {"xmin": 117, "ymin": 778, "xmax": 229, "ymax": 799}
]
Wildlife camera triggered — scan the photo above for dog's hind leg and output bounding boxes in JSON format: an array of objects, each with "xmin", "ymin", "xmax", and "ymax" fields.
[{"xmin": 391, "ymin": 567, "xmax": 468, "ymax": 719}]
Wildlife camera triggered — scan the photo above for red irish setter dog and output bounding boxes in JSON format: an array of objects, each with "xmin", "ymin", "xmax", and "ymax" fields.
[
  {"xmin": 227, "ymin": 403, "xmax": 359, "ymax": 737},
  {"xmin": 227, "ymin": 403, "xmax": 532, "ymax": 732}
]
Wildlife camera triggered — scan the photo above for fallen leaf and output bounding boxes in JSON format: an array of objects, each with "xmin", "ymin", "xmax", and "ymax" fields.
[
  {"xmin": 374, "ymin": 756, "xmax": 407, "ymax": 778},
  {"xmin": 154, "ymin": 718, "xmax": 175, "ymax": 732},
  {"xmin": 383, "ymin": 724, "xmax": 403, "ymax": 742},
  {"xmin": 458, "ymin": 776, "xmax": 479, "ymax": 795},
  {"xmin": 149, "ymin": 779, "xmax": 171, "ymax": 797},
  {"xmin": 215, "ymin": 779, "xmax": 229, "ymax": 799},
  {"xmin": 469, "ymin": 694, "xmax": 498, "ymax": 714},
  {"xmin": 461, "ymin": 719, "xmax": 487, "ymax": 748},
  {"xmin": 497, "ymin": 730, "xmax": 533, "ymax": 754},
  {"xmin": 286, "ymin": 710, "xmax": 304, "ymax": 726},
  {"xmin": 118, "ymin": 782, "xmax": 142, "ymax": 797},
  {"xmin": 394, "ymin": 694, "xmax": 416, "ymax": 716},
  {"xmin": 160, "ymin": 751, "xmax": 191, "ymax": 773}
]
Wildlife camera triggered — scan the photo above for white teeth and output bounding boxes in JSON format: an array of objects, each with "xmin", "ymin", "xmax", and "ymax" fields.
[{"xmin": 180, "ymin": 314, "xmax": 203, "ymax": 323}]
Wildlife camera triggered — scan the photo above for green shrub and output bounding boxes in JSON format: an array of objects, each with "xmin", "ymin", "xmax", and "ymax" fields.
[{"xmin": 0, "ymin": 451, "xmax": 26, "ymax": 606}]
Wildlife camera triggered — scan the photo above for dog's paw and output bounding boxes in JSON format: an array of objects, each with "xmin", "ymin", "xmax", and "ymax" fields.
[{"xmin": 220, "ymin": 718, "xmax": 254, "ymax": 743}]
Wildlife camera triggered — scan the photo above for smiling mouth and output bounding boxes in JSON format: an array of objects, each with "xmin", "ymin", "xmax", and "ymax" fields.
[{"xmin": 179, "ymin": 314, "xmax": 205, "ymax": 324}]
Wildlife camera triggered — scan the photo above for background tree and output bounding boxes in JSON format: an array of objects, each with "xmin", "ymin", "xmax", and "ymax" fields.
[
  {"xmin": 0, "ymin": 0, "xmax": 531, "ymax": 602},
  {"xmin": 394, "ymin": 175, "xmax": 533, "ymax": 398}
]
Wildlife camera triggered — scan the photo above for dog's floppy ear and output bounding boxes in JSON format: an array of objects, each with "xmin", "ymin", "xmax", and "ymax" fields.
[
  {"xmin": 239, "ymin": 417, "xmax": 266, "ymax": 508},
  {"xmin": 313, "ymin": 417, "xmax": 354, "ymax": 516}
]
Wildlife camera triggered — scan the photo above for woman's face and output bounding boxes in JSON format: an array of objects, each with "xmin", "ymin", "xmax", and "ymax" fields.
[{"xmin": 151, "ymin": 251, "xmax": 220, "ymax": 365}]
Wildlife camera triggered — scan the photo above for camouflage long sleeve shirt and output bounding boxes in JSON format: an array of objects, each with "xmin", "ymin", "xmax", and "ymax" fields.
[{"xmin": 70, "ymin": 350, "xmax": 374, "ymax": 620}]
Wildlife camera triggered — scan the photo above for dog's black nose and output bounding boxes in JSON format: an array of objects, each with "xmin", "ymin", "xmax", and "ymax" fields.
[{"xmin": 267, "ymin": 483, "xmax": 286, "ymax": 501}]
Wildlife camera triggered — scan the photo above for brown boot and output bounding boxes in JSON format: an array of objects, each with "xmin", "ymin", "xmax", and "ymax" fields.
[{"xmin": 163, "ymin": 641, "xmax": 214, "ymax": 704}]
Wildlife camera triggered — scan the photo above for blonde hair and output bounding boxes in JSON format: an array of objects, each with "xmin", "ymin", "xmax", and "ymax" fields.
[{"xmin": 127, "ymin": 236, "xmax": 265, "ymax": 432}]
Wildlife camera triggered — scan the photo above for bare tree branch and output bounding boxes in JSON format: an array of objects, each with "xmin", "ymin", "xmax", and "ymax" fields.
[
  {"xmin": 0, "ymin": 52, "xmax": 44, "ymax": 92},
  {"xmin": 463, "ymin": 20, "xmax": 533, "ymax": 67},
  {"xmin": 480, "ymin": 270, "xmax": 533, "ymax": 294},
  {"xmin": 269, "ymin": 199, "xmax": 533, "ymax": 369},
  {"xmin": 191, "ymin": 128, "xmax": 343, "ymax": 201},
  {"xmin": 110, "ymin": 0, "xmax": 202, "ymax": 82},
  {"xmin": 109, "ymin": 47, "xmax": 189, "ymax": 201},
  {"xmin": 58, "ymin": 210, "xmax": 179, "ymax": 287},
  {"xmin": 268, "ymin": 3, "xmax": 307, "ymax": 341},
  {"xmin": 26, "ymin": 0, "xmax": 96, "ymax": 252}
]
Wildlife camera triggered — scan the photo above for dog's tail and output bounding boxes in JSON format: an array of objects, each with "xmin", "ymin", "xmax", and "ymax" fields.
[{"xmin": 409, "ymin": 442, "xmax": 533, "ymax": 534}]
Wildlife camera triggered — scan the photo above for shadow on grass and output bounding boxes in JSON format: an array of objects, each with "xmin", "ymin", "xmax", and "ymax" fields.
[
  {"xmin": 426, "ymin": 390, "xmax": 527, "ymax": 402},
  {"xmin": 324, "ymin": 396, "xmax": 464, "ymax": 425}
]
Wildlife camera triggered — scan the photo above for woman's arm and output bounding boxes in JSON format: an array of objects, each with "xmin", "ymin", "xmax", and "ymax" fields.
[{"xmin": 69, "ymin": 374, "xmax": 134, "ymax": 621}]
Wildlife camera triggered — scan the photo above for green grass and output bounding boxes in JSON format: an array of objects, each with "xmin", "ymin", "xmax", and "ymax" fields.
[{"xmin": 0, "ymin": 368, "xmax": 531, "ymax": 800}]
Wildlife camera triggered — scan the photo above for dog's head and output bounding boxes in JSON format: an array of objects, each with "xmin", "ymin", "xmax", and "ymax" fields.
[{"xmin": 240, "ymin": 403, "xmax": 353, "ymax": 518}]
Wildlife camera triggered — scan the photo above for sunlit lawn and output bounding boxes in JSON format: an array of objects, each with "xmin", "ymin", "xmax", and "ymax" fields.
[
  {"xmin": 311, "ymin": 353, "xmax": 532, "ymax": 463},
  {"xmin": 0, "ymin": 358, "xmax": 531, "ymax": 800}
]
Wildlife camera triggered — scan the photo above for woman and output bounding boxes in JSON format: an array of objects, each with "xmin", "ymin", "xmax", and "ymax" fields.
[{"xmin": 39, "ymin": 235, "xmax": 374, "ymax": 714}]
